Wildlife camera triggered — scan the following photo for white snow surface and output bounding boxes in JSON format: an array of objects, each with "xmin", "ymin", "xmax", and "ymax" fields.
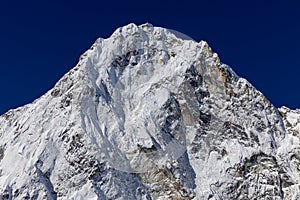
[{"xmin": 0, "ymin": 23, "xmax": 299, "ymax": 199}]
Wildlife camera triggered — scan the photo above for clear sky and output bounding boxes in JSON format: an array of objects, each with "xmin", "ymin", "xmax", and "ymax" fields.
[{"xmin": 1, "ymin": 0, "xmax": 299, "ymax": 115}]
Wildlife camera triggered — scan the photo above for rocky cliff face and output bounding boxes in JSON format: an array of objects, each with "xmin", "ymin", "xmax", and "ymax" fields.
[{"xmin": 0, "ymin": 23, "xmax": 299, "ymax": 199}]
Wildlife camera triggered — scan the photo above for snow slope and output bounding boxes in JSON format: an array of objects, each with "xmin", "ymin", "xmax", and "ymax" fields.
[{"xmin": 0, "ymin": 23, "xmax": 299, "ymax": 199}]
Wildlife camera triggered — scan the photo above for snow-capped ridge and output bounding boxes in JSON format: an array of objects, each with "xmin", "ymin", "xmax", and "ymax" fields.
[{"xmin": 0, "ymin": 23, "xmax": 299, "ymax": 200}]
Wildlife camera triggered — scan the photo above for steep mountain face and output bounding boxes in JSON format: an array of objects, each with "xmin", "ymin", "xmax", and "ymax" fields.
[{"xmin": 0, "ymin": 23, "xmax": 299, "ymax": 199}]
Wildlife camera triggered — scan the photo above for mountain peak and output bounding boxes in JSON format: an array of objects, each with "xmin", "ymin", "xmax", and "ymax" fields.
[{"xmin": 0, "ymin": 23, "xmax": 300, "ymax": 199}]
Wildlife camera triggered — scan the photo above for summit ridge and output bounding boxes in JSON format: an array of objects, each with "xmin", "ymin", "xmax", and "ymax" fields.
[{"xmin": 0, "ymin": 23, "xmax": 299, "ymax": 199}]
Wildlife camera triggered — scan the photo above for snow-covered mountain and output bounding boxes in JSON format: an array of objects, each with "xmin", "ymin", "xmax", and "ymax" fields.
[{"xmin": 0, "ymin": 23, "xmax": 299, "ymax": 199}]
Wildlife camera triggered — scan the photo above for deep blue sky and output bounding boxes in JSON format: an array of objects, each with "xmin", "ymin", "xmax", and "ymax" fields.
[{"xmin": 1, "ymin": 0, "xmax": 299, "ymax": 115}]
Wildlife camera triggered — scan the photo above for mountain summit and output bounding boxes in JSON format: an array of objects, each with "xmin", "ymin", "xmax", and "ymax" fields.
[{"xmin": 0, "ymin": 23, "xmax": 299, "ymax": 199}]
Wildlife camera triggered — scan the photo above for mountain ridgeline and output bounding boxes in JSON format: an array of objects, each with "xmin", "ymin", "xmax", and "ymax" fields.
[{"xmin": 0, "ymin": 23, "xmax": 300, "ymax": 199}]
